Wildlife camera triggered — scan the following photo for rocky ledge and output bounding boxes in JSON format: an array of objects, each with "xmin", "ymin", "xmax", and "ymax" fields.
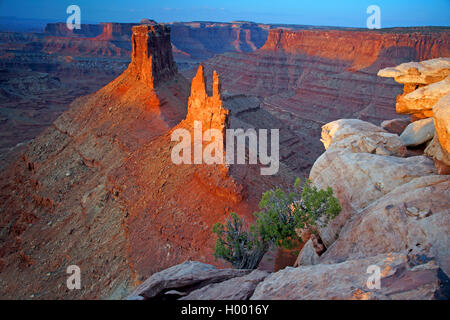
[{"xmin": 379, "ymin": 57, "xmax": 450, "ymax": 173}]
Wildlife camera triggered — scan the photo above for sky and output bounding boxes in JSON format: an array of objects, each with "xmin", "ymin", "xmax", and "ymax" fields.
[{"xmin": 0, "ymin": 0, "xmax": 449, "ymax": 27}]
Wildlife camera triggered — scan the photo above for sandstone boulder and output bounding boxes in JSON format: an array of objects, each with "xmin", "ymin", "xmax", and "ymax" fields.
[
  {"xmin": 424, "ymin": 97, "xmax": 450, "ymax": 171},
  {"xmin": 293, "ymin": 239, "xmax": 319, "ymax": 267},
  {"xmin": 251, "ymin": 252, "xmax": 449, "ymax": 300},
  {"xmin": 396, "ymin": 76, "xmax": 450, "ymax": 117},
  {"xmin": 425, "ymin": 135, "xmax": 450, "ymax": 167},
  {"xmin": 180, "ymin": 270, "xmax": 269, "ymax": 300},
  {"xmin": 378, "ymin": 57, "xmax": 450, "ymax": 86},
  {"xmin": 432, "ymin": 159, "xmax": 450, "ymax": 175},
  {"xmin": 381, "ymin": 118, "xmax": 410, "ymax": 135},
  {"xmin": 433, "ymin": 93, "xmax": 450, "ymax": 154},
  {"xmin": 400, "ymin": 117, "xmax": 435, "ymax": 146},
  {"xmin": 320, "ymin": 175, "xmax": 450, "ymax": 277},
  {"xmin": 310, "ymin": 152, "xmax": 436, "ymax": 247},
  {"xmin": 126, "ymin": 261, "xmax": 251, "ymax": 300},
  {"xmin": 320, "ymin": 119, "xmax": 406, "ymax": 157}
]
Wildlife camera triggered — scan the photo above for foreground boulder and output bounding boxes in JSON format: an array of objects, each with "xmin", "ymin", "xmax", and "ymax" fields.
[
  {"xmin": 423, "ymin": 93, "xmax": 450, "ymax": 173},
  {"xmin": 425, "ymin": 135, "xmax": 450, "ymax": 173},
  {"xmin": 400, "ymin": 117, "xmax": 435, "ymax": 146},
  {"xmin": 320, "ymin": 175, "xmax": 450, "ymax": 277},
  {"xmin": 251, "ymin": 252, "xmax": 449, "ymax": 300},
  {"xmin": 378, "ymin": 58, "xmax": 450, "ymax": 120},
  {"xmin": 378, "ymin": 58, "xmax": 450, "ymax": 173},
  {"xmin": 310, "ymin": 151, "xmax": 436, "ymax": 247},
  {"xmin": 180, "ymin": 270, "xmax": 269, "ymax": 300},
  {"xmin": 127, "ymin": 261, "xmax": 251, "ymax": 300},
  {"xmin": 396, "ymin": 76, "xmax": 450, "ymax": 118},
  {"xmin": 381, "ymin": 118, "xmax": 410, "ymax": 135},
  {"xmin": 320, "ymin": 119, "xmax": 406, "ymax": 156},
  {"xmin": 293, "ymin": 239, "xmax": 319, "ymax": 267},
  {"xmin": 433, "ymin": 93, "xmax": 450, "ymax": 156},
  {"xmin": 377, "ymin": 58, "xmax": 450, "ymax": 87}
]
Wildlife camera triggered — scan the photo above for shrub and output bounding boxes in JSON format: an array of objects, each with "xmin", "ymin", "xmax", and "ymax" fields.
[
  {"xmin": 213, "ymin": 178, "xmax": 341, "ymax": 268},
  {"xmin": 256, "ymin": 178, "xmax": 341, "ymax": 249},
  {"xmin": 212, "ymin": 212, "xmax": 268, "ymax": 269}
]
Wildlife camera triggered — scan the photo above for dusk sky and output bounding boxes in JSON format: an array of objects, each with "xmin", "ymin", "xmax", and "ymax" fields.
[{"xmin": 1, "ymin": 0, "xmax": 449, "ymax": 27}]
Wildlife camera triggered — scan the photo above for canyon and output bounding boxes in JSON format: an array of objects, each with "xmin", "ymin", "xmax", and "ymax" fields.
[
  {"xmin": 0, "ymin": 18, "xmax": 449, "ymax": 299},
  {"xmin": 0, "ymin": 22, "xmax": 291, "ymax": 299},
  {"xmin": 1, "ymin": 20, "xmax": 448, "ymax": 172},
  {"xmin": 0, "ymin": 20, "xmax": 273, "ymax": 166},
  {"xmin": 190, "ymin": 27, "xmax": 450, "ymax": 173}
]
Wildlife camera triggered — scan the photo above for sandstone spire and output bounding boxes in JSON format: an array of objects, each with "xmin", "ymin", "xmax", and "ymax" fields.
[
  {"xmin": 185, "ymin": 65, "xmax": 229, "ymax": 134},
  {"xmin": 189, "ymin": 64, "xmax": 207, "ymax": 99},
  {"xmin": 128, "ymin": 24, "xmax": 177, "ymax": 89}
]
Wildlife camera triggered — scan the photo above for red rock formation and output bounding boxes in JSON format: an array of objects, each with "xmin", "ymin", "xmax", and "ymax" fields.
[
  {"xmin": 44, "ymin": 23, "xmax": 104, "ymax": 37},
  {"xmin": 108, "ymin": 65, "xmax": 250, "ymax": 280},
  {"xmin": 169, "ymin": 21, "xmax": 269, "ymax": 61},
  {"xmin": 36, "ymin": 37, "xmax": 129, "ymax": 57},
  {"xmin": 126, "ymin": 25, "xmax": 177, "ymax": 88},
  {"xmin": 38, "ymin": 23, "xmax": 138, "ymax": 58},
  {"xmin": 96, "ymin": 23, "xmax": 138, "ymax": 41},
  {"xmin": 261, "ymin": 29, "xmax": 450, "ymax": 71},
  {"xmin": 44, "ymin": 22, "xmax": 138, "ymax": 41},
  {"xmin": 198, "ymin": 28, "xmax": 449, "ymax": 104},
  {"xmin": 39, "ymin": 21, "xmax": 270, "ymax": 63},
  {"xmin": 184, "ymin": 65, "xmax": 229, "ymax": 134},
  {"xmin": 378, "ymin": 58, "xmax": 450, "ymax": 120}
]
